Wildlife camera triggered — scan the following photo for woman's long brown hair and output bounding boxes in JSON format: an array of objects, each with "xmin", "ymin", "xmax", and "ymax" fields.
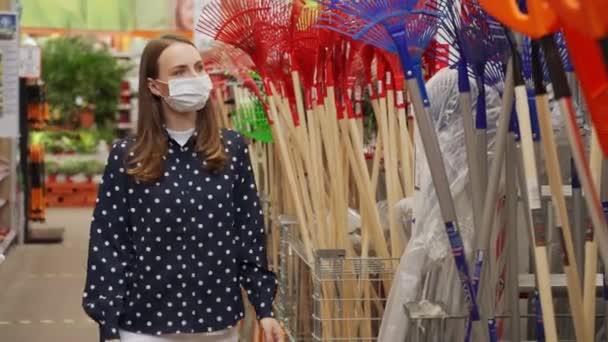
[{"xmin": 128, "ymin": 35, "xmax": 226, "ymax": 183}]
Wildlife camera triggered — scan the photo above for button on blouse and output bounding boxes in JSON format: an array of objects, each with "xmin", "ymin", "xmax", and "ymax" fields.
[{"xmin": 82, "ymin": 129, "xmax": 277, "ymax": 341}]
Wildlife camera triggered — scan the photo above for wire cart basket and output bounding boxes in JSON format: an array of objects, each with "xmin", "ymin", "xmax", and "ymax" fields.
[
  {"xmin": 275, "ymin": 216, "xmax": 400, "ymax": 341},
  {"xmin": 274, "ymin": 216, "xmax": 608, "ymax": 341}
]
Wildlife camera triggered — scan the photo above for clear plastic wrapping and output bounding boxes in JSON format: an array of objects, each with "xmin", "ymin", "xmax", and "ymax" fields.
[
  {"xmin": 378, "ymin": 68, "xmax": 504, "ymax": 341},
  {"xmin": 377, "ymin": 63, "xmax": 586, "ymax": 340}
]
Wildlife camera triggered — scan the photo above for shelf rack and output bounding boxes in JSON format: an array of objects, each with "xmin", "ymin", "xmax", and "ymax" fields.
[{"xmin": 0, "ymin": 137, "xmax": 22, "ymax": 264}]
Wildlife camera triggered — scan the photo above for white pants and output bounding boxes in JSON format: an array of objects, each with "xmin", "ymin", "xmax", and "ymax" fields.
[{"xmin": 119, "ymin": 327, "xmax": 238, "ymax": 342}]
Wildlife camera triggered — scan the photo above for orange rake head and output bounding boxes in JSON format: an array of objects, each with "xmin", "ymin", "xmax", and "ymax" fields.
[
  {"xmin": 546, "ymin": 0, "xmax": 608, "ymax": 39},
  {"xmin": 479, "ymin": 0, "xmax": 558, "ymax": 38},
  {"xmin": 481, "ymin": 0, "xmax": 608, "ymax": 157}
]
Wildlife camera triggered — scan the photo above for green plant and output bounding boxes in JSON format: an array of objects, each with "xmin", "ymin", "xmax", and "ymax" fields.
[
  {"xmin": 59, "ymin": 160, "xmax": 82, "ymax": 176},
  {"xmin": 82, "ymin": 160, "xmax": 105, "ymax": 177},
  {"xmin": 75, "ymin": 131, "xmax": 98, "ymax": 154},
  {"xmin": 45, "ymin": 161, "xmax": 59, "ymax": 175},
  {"xmin": 42, "ymin": 36, "xmax": 133, "ymax": 127},
  {"xmin": 96, "ymin": 126, "xmax": 116, "ymax": 145},
  {"xmin": 29, "ymin": 129, "xmax": 116, "ymax": 155},
  {"xmin": 94, "ymin": 160, "xmax": 106, "ymax": 174},
  {"xmin": 60, "ymin": 135, "xmax": 78, "ymax": 152}
]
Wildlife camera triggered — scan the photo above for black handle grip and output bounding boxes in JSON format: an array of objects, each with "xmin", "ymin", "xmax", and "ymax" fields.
[
  {"xmin": 540, "ymin": 35, "xmax": 571, "ymax": 100},
  {"xmin": 530, "ymin": 40, "xmax": 547, "ymax": 96},
  {"xmin": 600, "ymin": 37, "xmax": 608, "ymax": 73},
  {"xmin": 512, "ymin": 49, "xmax": 526, "ymax": 87}
]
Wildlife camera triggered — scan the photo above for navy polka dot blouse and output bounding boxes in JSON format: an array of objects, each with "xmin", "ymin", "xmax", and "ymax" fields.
[{"xmin": 82, "ymin": 129, "xmax": 277, "ymax": 341}]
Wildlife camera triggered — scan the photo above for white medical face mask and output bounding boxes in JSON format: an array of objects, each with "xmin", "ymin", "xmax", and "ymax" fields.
[{"xmin": 162, "ymin": 75, "xmax": 213, "ymax": 113}]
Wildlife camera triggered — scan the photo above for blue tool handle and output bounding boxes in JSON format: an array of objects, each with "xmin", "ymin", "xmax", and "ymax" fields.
[
  {"xmin": 475, "ymin": 83, "xmax": 487, "ymax": 130},
  {"xmin": 572, "ymin": 158, "xmax": 581, "ymax": 189},
  {"xmin": 466, "ymin": 251, "xmax": 483, "ymax": 342},
  {"xmin": 395, "ymin": 35, "xmax": 431, "ymax": 107},
  {"xmin": 471, "ymin": 250, "xmax": 484, "ymax": 297},
  {"xmin": 603, "ymin": 266, "xmax": 608, "ymax": 301},
  {"xmin": 464, "ymin": 318, "xmax": 473, "ymax": 342},
  {"xmin": 528, "ymin": 89, "xmax": 541, "ymax": 142},
  {"xmin": 458, "ymin": 60, "xmax": 471, "ymax": 93},
  {"xmin": 488, "ymin": 318, "xmax": 498, "ymax": 342},
  {"xmin": 446, "ymin": 222, "xmax": 480, "ymax": 321},
  {"xmin": 509, "ymin": 105, "xmax": 520, "ymax": 142},
  {"xmin": 534, "ymin": 290, "xmax": 545, "ymax": 342}
]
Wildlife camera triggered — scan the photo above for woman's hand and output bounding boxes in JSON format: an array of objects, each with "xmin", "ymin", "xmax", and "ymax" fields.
[{"xmin": 260, "ymin": 317, "xmax": 284, "ymax": 342}]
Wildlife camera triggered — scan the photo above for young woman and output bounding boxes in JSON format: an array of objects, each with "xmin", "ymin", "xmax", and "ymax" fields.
[{"xmin": 82, "ymin": 35, "xmax": 282, "ymax": 342}]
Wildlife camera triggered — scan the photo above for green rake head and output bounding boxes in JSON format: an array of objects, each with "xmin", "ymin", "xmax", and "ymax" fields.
[{"xmin": 232, "ymin": 97, "xmax": 273, "ymax": 143}]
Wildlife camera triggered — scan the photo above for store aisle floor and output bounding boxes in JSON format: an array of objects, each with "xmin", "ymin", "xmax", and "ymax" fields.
[{"xmin": 0, "ymin": 208, "xmax": 97, "ymax": 342}]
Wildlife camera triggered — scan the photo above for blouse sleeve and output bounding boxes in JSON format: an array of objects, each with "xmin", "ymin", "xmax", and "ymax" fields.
[
  {"xmin": 82, "ymin": 141, "xmax": 133, "ymax": 341},
  {"xmin": 233, "ymin": 133, "xmax": 278, "ymax": 319}
]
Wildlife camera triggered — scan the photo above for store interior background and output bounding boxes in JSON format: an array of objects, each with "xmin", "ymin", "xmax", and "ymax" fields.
[{"xmin": 0, "ymin": 1, "xmax": 261, "ymax": 341}]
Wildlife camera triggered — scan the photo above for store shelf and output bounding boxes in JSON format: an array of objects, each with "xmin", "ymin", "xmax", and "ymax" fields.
[
  {"xmin": 519, "ymin": 273, "xmax": 604, "ymax": 294},
  {"xmin": 0, "ymin": 227, "xmax": 16, "ymax": 265},
  {"xmin": 46, "ymin": 181, "xmax": 99, "ymax": 208},
  {"xmin": 113, "ymin": 52, "xmax": 134, "ymax": 59},
  {"xmin": 0, "ymin": 137, "xmax": 20, "ymax": 259},
  {"xmin": 23, "ymin": 27, "xmax": 194, "ymax": 40},
  {"xmin": 118, "ymin": 103, "xmax": 132, "ymax": 111},
  {"xmin": 117, "ymin": 122, "xmax": 134, "ymax": 130}
]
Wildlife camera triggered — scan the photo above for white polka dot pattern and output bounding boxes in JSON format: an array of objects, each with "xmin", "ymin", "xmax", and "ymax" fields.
[{"xmin": 82, "ymin": 130, "xmax": 277, "ymax": 341}]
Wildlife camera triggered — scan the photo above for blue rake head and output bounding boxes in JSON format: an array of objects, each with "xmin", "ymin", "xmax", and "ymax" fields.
[
  {"xmin": 520, "ymin": 39, "xmax": 542, "ymax": 142},
  {"xmin": 459, "ymin": 3, "xmax": 509, "ymax": 82},
  {"xmin": 522, "ymin": 36, "xmax": 535, "ymax": 88},
  {"xmin": 483, "ymin": 59, "xmax": 506, "ymax": 88},
  {"xmin": 312, "ymin": 0, "xmax": 445, "ymax": 60},
  {"xmin": 458, "ymin": 2, "xmax": 509, "ymax": 131},
  {"xmin": 313, "ymin": 1, "xmax": 411, "ymax": 54},
  {"xmin": 522, "ymin": 31, "xmax": 573, "ymax": 83},
  {"xmin": 459, "ymin": 3, "xmax": 508, "ymax": 72},
  {"xmin": 432, "ymin": 0, "xmax": 465, "ymax": 67},
  {"xmin": 314, "ymin": 0, "xmax": 419, "ymax": 30},
  {"xmin": 431, "ymin": 0, "xmax": 479, "ymax": 96},
  {"xmin": 522, "ymin": 36, "xmax": 550, "ymax": 83},
  {"xmin": 312, "ymin": 0, "xmax": 448, "ymax": 104},
  {"xmin": 431, "ymin": 0, "xmax": 508, "ymax": 118},
  {"xmin": 554, "ymin": 31, "xmax": 573, "ymax": 73}
]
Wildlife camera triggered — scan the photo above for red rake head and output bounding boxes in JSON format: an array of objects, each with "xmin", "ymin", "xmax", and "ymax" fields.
[
  {"xmin": 197, "ymin": 0, "xmax": 269, "ymax": 55},
  {"xmin": 292, "ymin": 32, "xmax": 321, "ymax": 82},
  {"xmin": 201, "ymin": 42, "xmax": 253, "ymax": 72},
  {"xmin": 252, "ymin": 21, "xmax": 291, "ymax": 81},
  {"xmin": 201, "ymin": 43, "xmax": 255, "ymax": 88},
  {"xmin": 201, "ymin": 42, "xmax": 270, "ymax": 119},
  {"xmin": 347, "ymin": 43, "xmax": 371, "ymax": 94},
  {"xmin": 291, "ymin": 5, "xmax": 322, "ymax": 77},
  {"xmin": 197, "ymin": 0, "xmax": 294, "ymax": 93}
]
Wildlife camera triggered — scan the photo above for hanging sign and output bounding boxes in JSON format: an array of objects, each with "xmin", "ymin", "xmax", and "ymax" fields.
[
  {"xmin": 19, "ymin": 45, "xmax": 41, "ymax": 79},
  {"xmin": 0, "ymin": 11, "xmax": 19, "ymax": 138}
]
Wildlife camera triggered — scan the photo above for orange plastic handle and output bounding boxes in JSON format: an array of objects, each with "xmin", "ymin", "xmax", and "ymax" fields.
[
  {"xmin": 562, "ymin": 25, "xmax": 608, "ymax": 157},
  {"xmin": 481, "ymin": 0, "xmax": 608, "ymax": 157},
  {"xmin": 479, "ymin": 0, "xmax": 559, "ymax": 38},
  {"xmin": 547, "ymin": 0, "xmax": 608, "ymax": 38}
]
